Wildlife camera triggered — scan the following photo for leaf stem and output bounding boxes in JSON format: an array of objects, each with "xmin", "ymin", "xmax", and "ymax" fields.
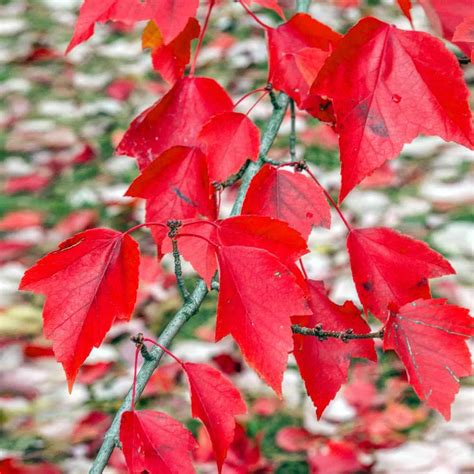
[
  {"xmin": 176, "ymin": 232, "xmax": 219, "ymax": 248},
  {"xmin": 239, "ymin": 0, "xmax": 272, "ymax": 29},
  {"xmin": 304, "ymin": 166, "xmax": 353, "ymax": 232},
  {"xmin": 246, "ymin": 90, "xmax": 269, "ymax": 115},
  {"xmin": 189, "ymin": 0, "xmax": 215, "ymax": 76},
  {"xmin": 171, "ymin": 239, "xmax": 190, "ymax": 302},
  {"xmin": 142, "ymin": 338, "xmax": 184, "ymax": 366},
  {"xmin": 124, "ymin": 221, "xmax": 167, "ymax": 235},
  {"xmin": 233, "ymin": 87, "xmax": 267, "ymax": 109}
]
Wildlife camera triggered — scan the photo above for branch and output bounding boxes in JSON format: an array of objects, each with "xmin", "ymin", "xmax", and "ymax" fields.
[
  {"xmin": 90, "ymin": 2, "xmax": 311, "ymax": 471},
  {"xmin": 171, "ymin": 239, "xmax": 190, "ymax": 302},
  {"xmin": 292, "ymin": 324, "xmax": 384, "ymax": 342},
  {"xmin": 289, "ymin": 99, "xmax": 296, "ymax": 161}
]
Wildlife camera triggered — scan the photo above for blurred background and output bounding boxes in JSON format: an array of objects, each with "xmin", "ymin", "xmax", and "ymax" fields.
[{"xmin": 0, "ymin": 0, "xmax": 473, "ymax": 472}]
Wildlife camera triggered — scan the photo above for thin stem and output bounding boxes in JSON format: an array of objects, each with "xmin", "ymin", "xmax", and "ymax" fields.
[
  {"xmin": 298, "ymin": 258, "xmax": 308, "ymax": 280},
  {"xmin": 239, "ymin": 0, "xmax": 271, "ymax": 29},
  {"xmin": 181, "ymin": 219, "xmax": 220, "ymax": 229},
  {"xmin": 143, "ymin": 338, "xmax": 184, "ymax": 366},
  {"xmin": 233, "ymin": 87, "xmax": 267, "ymax": 109},
  {"xmin": 189, "ymin": 0, "xmax": 215, "ymax": 76},
  {"xmin": 292, "ymin": 324, "xmax": 384, "ymax": 341},
  {"xmin": 246, "ymin": 90, "xmax": 269, "ymax": 115},
  {"xmin": 304, "ymin": 166, "xmax": 353, "ymax": 232},
  {"xmin": 289, "ymin": 99, "xmax": 296, "ymax": 161},
  {"xmin": 176, "ymin": 232, "xmax": 219, "ymax": 248},
  {"xmin": 131, "ymin": 346, "xmax": 140, "ymax": 410},
  {"xmin": 124, "ymin": 221, "xmax": 168, "ymax": 235},
  {"xmin": 172, "ymin": 239, "xmax": 190, "ymax": 302}
]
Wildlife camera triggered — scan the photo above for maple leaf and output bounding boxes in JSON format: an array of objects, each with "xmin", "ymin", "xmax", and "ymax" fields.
[
  {"xmin": 293, "ymin": 281, "xmax": 376, "ymax": 418},
  {"xmin": 242, "ymin": 0, "xmax": 285, "ymax": 19},
  {"xmin": 216, "ymin": 245, "xmax": 310, "ymax": 394},
  {"xmin": 453, "ymin": 15, "xmax": 474, "ymax": 62},
  {"xmin": 267, "ymin": 13, "xmax": 341, "ymax": 106},
  {"xmin": 347, "ymin": 227, "xmax": 455, "ymax": 321},
  {"xmin": 117, "ymin": 76, "xmax": 234, "ymax": 170},
  {"xmin": 19, "ymin": 229, "xmax": 139, "ymax": 390},
  {"xmin": 163, "ymin": 215, "xmax": 308, "ymax": 287},
  {"xmin": 120, "ymin": 410, "xmax": 197, "ymax": 473},
  {"xmin": 241, "ymin": 165, "xmax": 331, "ymax": 239},
  {"xmin": 183, "ymin": 362, "xmax": 247, "ymax": 471},
  {"xmin": 420, "ymin": 0, "xmax": 473, "ymax": 57},
  {"xmin": 384, "ymin": 299, "xmax": 474, "ymax": 419},
  {"xmin": 142, "ymin": 19, "xmax": 200, "ymax": 84},
  {"xmin": 308, "ymin": 441, "xmax": 367, "ymax": 474},
  {"xmin": 126, "ymin": 145, "xmax": 217, "ymax": 224},
  {"xmin": 198, "ymin": 112, "xmax": 261, "ymax": 183},
  {"xmin": 311, "ymin": 17, "xmax": 474, "ymax": 201},
  {"xmin": 67, "ymin": 0, "xmax": 199, "ymax": 53}
]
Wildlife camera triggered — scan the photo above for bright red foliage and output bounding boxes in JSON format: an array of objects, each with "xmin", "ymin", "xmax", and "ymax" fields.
[
  {"xmin": 347, "ymin": 227, "xmax": 454, "ymax": 320},
  {"xmin": 19, "ymin": 229, "xmax": 139, "ymax": 390},
  {"xmin": 384, "ymin": 299, "xmax": 474, "ymax": 419},
  {"xmin": 120, "ymin": 410, "xmax": 197, "ymax": 473},
  {"xmin": 293, "ymin": 281, "xmax": 376, "ymax": 418},
  {"xmin": 117, "ymin": 76, "xmax": 233, "ymax": 170},
  {"xmin": 198, "ymin": 112, "xmax": 261, "ymax": 182},
  {"xmin": 126, "ymin": 146, "xmax": 217, "ymax": 226},
  {"xmin": 67, "ymin": 0, "xmax": 199, "ymax": 53},
  {"xmin": 142, "ymin": 19, "xmax": 200, "ymax": 84},
  {"xmin": 242, "ymin": 165, "xmax": 331, "ymax": 239},
  {"xmin": 183, "ymin": 362, "xmax": 246, "ymax": 471},
  {"xmin": 311, "ymin": 17, "xmax": 473, "ymax": 201},
  {"xmin": 216, "ymin": 245, "xmax": 310, "ymax": 394},
  {"xmin": 267, "ymin": 13, "xmax": 341, "ymax": 106}
]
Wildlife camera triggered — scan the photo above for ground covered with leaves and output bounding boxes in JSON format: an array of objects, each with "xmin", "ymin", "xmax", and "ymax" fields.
[{"xmin": 0, "ymin": 0, "xmax": 473, "ymax": 472}]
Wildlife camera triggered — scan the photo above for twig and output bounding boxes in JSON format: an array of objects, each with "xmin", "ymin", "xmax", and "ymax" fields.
[
  {"xmin": 289, "ymin": 99, "xmax": 296, "ymax": 161},
  {"xmin": 215, "ymin": 160, "xmax": 251, "ymax": 189},
  {"xmin": 292, "ymin": 324, "xmax": 384, "ymax": 342},
  {"xmin": 171, "ymin": 239, "xmax": 190, "ymax": 302}
]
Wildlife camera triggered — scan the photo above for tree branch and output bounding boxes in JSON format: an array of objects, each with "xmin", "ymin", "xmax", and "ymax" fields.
[
  {"xmin": 292, "ymin": 324, "xmax": 384, "ymax": 342},
  {"xmin": 90, "ymin": 2, "xmax": 311, "ymax": 471},
  {"xmin": 171, "ymin": 239, "xmax": 190, "ymax": 302}
]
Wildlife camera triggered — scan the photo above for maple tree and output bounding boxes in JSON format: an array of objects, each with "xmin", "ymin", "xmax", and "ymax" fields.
[{"xmin": 18, "ymin": 0, "xmax": 473, "ymax": 472}]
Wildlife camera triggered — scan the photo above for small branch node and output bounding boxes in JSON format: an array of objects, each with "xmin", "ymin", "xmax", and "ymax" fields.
[{"xmin": 167, "ymin": 220, "xmax": 182, "ymax": 238}]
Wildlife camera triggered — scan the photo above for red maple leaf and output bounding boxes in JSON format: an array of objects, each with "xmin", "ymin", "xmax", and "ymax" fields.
[
  {"xmin": 142, "ymin": 19, "xmax": 200, "ymax": 84},
  {"xmin": 453, "ymin": 15, "xmax": 474, "ymax": 62},
  {"xmin": 267, "ymin": 13, "xmax": 341, "ymax": 106},
  {"xmin": 198, "ymin": 112, "xmax": 261, "ymax": 183},
  {"xmin": 19, "ymin": 229, "xmax": 140, "ymax": 390},
  {"xmin": 347, "ymin": 227, "xmax": 454, "ymax": 321},
  {"xmin": 117, "ymin": 76, "xmax": 233, "ymax": 170},
  {"xmin": 384, "ymin": 299, "xmax": 474, "ymax": 419},
  {"xmin": 183, "ymin": 362, "xmax": 246, "ymax": 471},
  {"xmin": 242, "ymin": 165, "xmax": 331, "ymax": 239},
  {"xmin": 293, "ymin": 281, "xmax": 376, "ymax": 418},
  {"xmin": 216, "ymin": 245, "xmax": 310, "ymax": 394},
  {"xmin": 120, "ymin": 410, "xmax": 197, "ymax": 473},
  {"xmin": 311, "ymin": 17, "xmax": 473, "ymax": 201},
  {"xmin": 67, "ymin": 0, "xmax": 199, "ymax": 53},
  {"xmin": 420, "ymin": 0, "xmax": 473, "ymax": 57},
  {"xmin": 126, "ymin": 145, "xmax": 217, "ymax": 226}
]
